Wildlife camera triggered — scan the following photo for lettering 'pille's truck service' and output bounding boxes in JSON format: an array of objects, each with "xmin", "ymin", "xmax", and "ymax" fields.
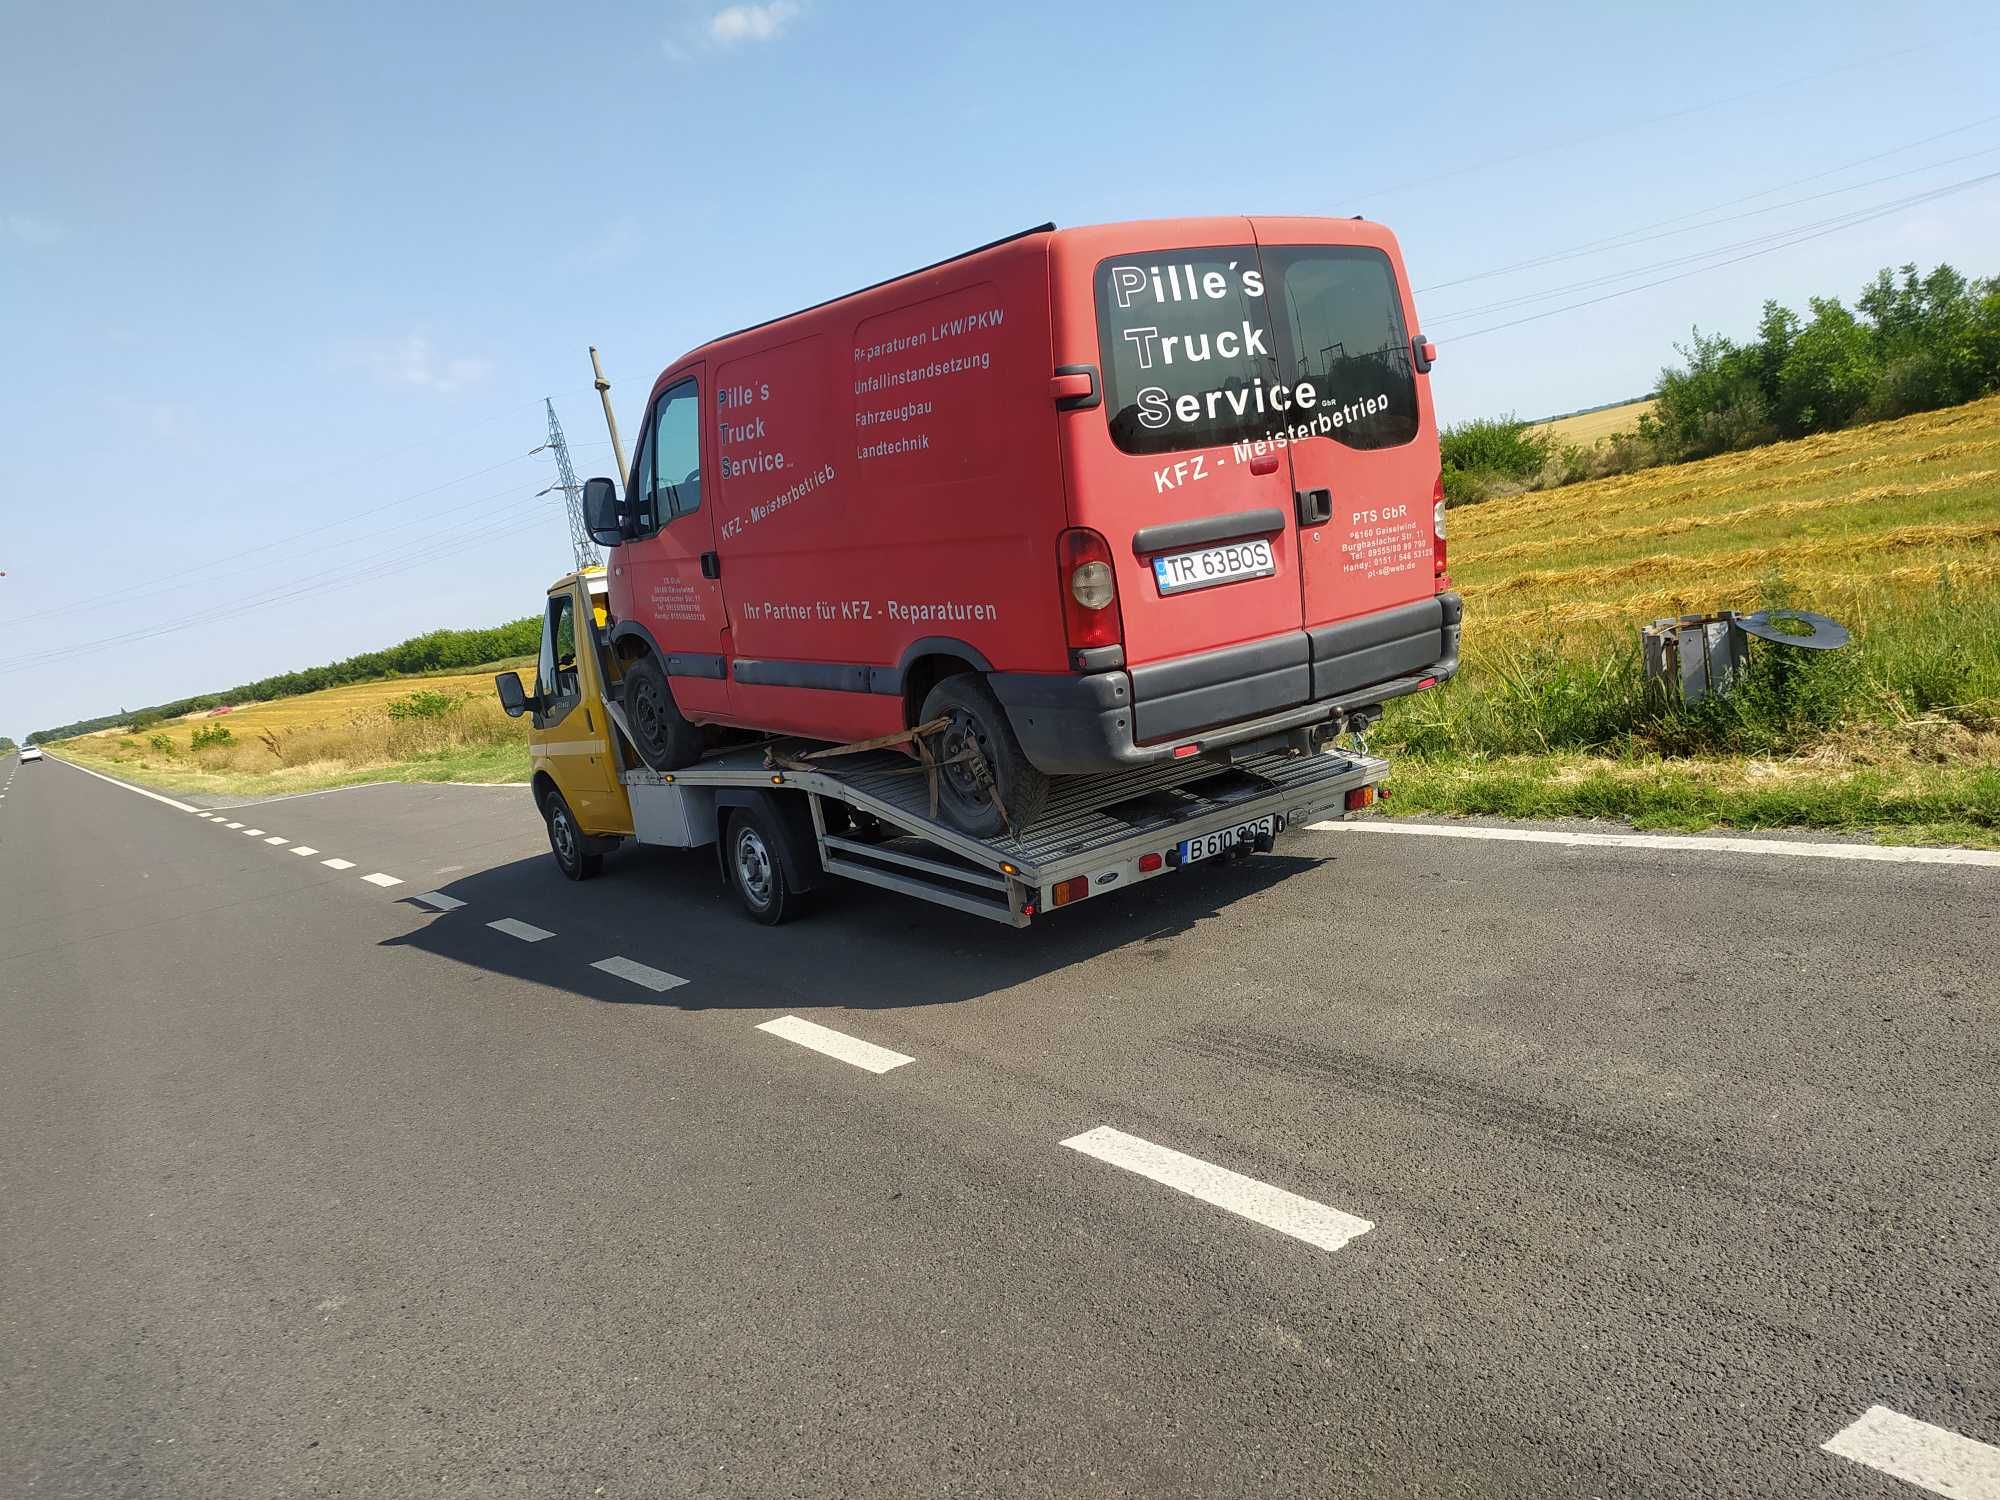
[{"xmin": 582, "ymin": 216, "xmax": 1460, "ymax": 838}]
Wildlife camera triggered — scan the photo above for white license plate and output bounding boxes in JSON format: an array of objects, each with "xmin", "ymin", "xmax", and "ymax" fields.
[
  {"xmin": 1179, "ymin": 815, "xmax": 1280, "ymax": 864},
  {"xmin": 1153, "ymin": 537, "xmax": 1276, "ymax": 595}
]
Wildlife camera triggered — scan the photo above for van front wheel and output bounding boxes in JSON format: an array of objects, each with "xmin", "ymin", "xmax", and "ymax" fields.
[
  {"xmin": 921, "ymin": 675, "xmax": 1049, "ymax": 837},
  {"xmin": 622, "ymin": 654, "xmax": 703, "ymax": 771}
]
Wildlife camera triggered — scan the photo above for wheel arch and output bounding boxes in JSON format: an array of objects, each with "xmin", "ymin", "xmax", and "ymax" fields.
[{"xmin": 897, "ymin": 637, "xmax": 995, "ymax": 728}]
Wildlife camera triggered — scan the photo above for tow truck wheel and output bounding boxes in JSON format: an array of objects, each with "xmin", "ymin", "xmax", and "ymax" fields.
[
  {"xmin": 921, "ymin": 674, "xmax": 1048, "ymax": 838},
  {"xmin": 622, "ymin": 653, "xmax": 703, "ymax": 772},
  {"xmin": 725, "ymin": 806, "xmax": 798, "ymax": 925},
  {"xmin": 543, "ymin": 787, "xmax": 604, "ymax": 881}
]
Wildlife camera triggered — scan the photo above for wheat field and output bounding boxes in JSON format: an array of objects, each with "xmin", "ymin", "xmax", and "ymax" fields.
[{"xmin": 1530, "ymin": 398, "xmax": 1658, "ymax": 447}]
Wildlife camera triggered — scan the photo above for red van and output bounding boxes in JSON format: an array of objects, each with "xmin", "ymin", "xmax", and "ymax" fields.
[{"xmin": 582, "ymin": 216, "xmax": 1460, "ymax": 836}]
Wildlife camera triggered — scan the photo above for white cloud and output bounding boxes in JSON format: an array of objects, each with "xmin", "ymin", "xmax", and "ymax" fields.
[
  {"xmin": 4, "ymin": 213, "xmax": 64, "ymax": 246},
  {"xmin": 358, "ymin": 334, "xmax": 493, "ymax": 395},
  {"xmin": 708, "ymin": 2, "xmax": 799, "ymax": 46}
]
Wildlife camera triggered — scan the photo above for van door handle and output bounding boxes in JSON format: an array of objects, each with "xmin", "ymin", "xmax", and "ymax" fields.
[
  {"xmin": 1296, "ymin": 488, "xmax": 1333, "ymax": 526},
  {"xmin": 700, "ymin": 551, "xmax": 721, "ymax": 579}
]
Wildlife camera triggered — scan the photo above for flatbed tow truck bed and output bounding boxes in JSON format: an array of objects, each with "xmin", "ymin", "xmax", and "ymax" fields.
[{"xmin": 618, "ymin": 721, "xmax": 1388, "ymax": 926}]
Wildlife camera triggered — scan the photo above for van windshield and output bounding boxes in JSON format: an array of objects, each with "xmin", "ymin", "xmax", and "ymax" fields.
[{"xmin": 1095, "ymin": 245, "xmax": 1418, "ymax": 456}]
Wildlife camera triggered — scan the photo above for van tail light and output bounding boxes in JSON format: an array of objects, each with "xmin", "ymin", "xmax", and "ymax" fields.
[
  {"xmin": 1432, "ymin": 474, "xmax": 1449, "ymax": 591},
  {"xmin": 1059, "ymin": 528, "xmax": 1123, "ymax": 651}
]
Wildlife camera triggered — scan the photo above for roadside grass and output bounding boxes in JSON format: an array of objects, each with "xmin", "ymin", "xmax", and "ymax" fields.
[
  {"xmin": 1384, "ymin": 395, "xmax": 2000, "ymax": 844},
  {"xmin": 53, "ymin": 666, "xmax": 532, "ymax": 797}
]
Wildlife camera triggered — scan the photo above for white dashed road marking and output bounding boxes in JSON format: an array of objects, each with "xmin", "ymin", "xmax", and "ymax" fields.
[
  {"xmin": 1306, "ymin": 819, "xmax": 2000, "ymax": 869},
  {"xmin": 292, "ymin": 846, "xmax": 318, "ymax": 856},
  {"xmin": 1822, "ymin": 1406, "xmax": 2000, "ymax": 1497},
  {"xmin": 264, "ymin": 836, "xmax": 289, "ymax": 845},
  {"xmin": 243, "ymin": 828, "xmax": 265, "ymax": 837},
  {"xmin": 1061, "ymin": 1126, "xmax": 1374, "ymax": 1254},
  {"xmin": 225, "ymin": 822, "xmax": 245, "ymax": 830},
  {"xmin": 321, "ymin": 858, "xmax": 355, "ymax": 870},
  {"xmin": 591, "ymin": 956, "xmax": 688, "ymax": 993},
  {"xmin": 756, "ymin": 1015, "xmax": 913, "ymax": 1074},
  {"xmin": 410, "ymin": 892, "xmax": 466, "ymax": 911},
  {"xmin": 361, "ymin": 872, "xmax": 403, "ymax": 888},
  {"xmin": 488, "ymin": 917, "xmax": 554, "ymax": 942}
]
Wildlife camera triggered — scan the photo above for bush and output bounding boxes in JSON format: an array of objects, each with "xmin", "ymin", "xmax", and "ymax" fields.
[
  {"xmin": 1440, "ymin": 414, "xmax": 1555, "ymax": 507},
  {"xmin": 191, "ymin": 724, "xmax": 234, "ymax": 750},
  {"xmin": 385, "ymin": 689, "xmax": 464, "ymax": 722},
  {"xmin": 148, "ymin": 733, "xmax": 177, "ymax": 754}
]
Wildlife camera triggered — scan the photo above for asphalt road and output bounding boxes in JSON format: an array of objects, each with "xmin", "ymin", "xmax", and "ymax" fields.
[{"xmin": 2, "ymin": 750, "xmax": 1995, "ymax": 1498}]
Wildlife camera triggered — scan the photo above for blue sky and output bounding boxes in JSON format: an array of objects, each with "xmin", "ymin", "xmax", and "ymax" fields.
[{"xmin": 3, "ymin": 0, "xmax": 1996, "ymax": 737}]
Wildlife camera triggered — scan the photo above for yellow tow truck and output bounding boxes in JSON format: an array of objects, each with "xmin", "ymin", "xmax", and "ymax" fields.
[{"xmin": 499, "ymin": 569, "xmax": 1389, "ymax": 926}]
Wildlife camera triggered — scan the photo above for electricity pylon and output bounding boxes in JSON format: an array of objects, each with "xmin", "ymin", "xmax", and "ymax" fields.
[{"xmin": 534, "ymin": 400, "xmax": 600, "ymax": 570}]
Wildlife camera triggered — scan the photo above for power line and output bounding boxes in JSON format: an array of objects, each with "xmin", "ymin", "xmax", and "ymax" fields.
[
  {"xmin": 1440, "ymin": 170, "xmax": 2000, "ymax": 344},
  {"xmin": 1426, "ymin": 171, "xmax": 2000, "ymax": 327},
  {"xmin": 1417, "ymin": 119, "xmax": 2000, "ymax": 293},
  {"xmin": 1348, "ymin": 27, "xmax": 1988, "ymax": 208},
  {"xmin": 0, "ymin": 502, "xmax": 564, "ymax": 679}
]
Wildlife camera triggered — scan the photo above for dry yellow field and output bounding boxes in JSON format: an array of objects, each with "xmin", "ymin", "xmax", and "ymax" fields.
[
  {"xmin": 1456, "ymin": 396, "xmax": 2000, "ymax": 642},
  {"xmin": 1531, "ymin": 398, "xmax": 1657, "ymax": 447},
  {"xmin": 57, "ymin": 664, "xmax": 532, "ymax": 795}
]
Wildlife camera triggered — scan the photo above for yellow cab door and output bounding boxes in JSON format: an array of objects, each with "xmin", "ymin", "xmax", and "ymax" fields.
[{"xmin": 530, "ymin": 580, "xmax": 631, "ymax": 835}]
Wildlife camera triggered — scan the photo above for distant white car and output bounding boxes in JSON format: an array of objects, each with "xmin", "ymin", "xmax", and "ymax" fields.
[{"xmin": 18, "ymin": 746, "xmax": 42, "ymax": 762}]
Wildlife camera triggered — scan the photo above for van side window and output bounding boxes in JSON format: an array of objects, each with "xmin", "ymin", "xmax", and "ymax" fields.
[
  {"xmin": 628, "ymin": 421, "xmax": 659, "ymax": 534},
  {"xmin": 650, "ymin": 379, "xmax": 703, "ymax": 518}
]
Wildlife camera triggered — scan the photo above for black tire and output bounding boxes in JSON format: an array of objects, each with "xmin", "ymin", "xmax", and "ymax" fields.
[
  {"xmin": 920, "ymin": 674, "xmax": 1049, "ymax": 838},
  {"xmin": 725, "ymin": 806, "xmax": 799, "ymax": 925},
  {"xmin": 542, "ymin": 787, "xmax": 604, "ymax": 881},
  {"xmin": 622, "ymin": 653, "xmax": 703, "ymax": 771}
]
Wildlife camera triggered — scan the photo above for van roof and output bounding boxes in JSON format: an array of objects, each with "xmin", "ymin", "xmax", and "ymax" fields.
[{"xmin": 711, "ymin": 221, "xmax": 1056, "ymax": 344}]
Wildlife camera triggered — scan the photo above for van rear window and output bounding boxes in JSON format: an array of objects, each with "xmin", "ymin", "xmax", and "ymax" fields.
[{"xmin": 1095, "ymin": 246, "xmax": 1418, "ymax": 456}]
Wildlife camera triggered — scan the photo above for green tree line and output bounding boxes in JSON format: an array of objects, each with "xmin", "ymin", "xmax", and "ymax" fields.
[
  {"xmin": 28, "ymin": 617, "xmax": 539, "ymax": 744},
  {"xmin": 1440, "ymin": 260, "xmax": 2000, "ymax": 503}
]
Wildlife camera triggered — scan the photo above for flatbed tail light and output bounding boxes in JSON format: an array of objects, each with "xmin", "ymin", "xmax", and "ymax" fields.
[
  {"xmin": 1346, "ymin": 786, "xmax": 1376, "ymax": 812},
  {"xmin": 1051, "ymin": 875, "xmax": 1090, "ymax": 907},
  {"xmin": 1137, "ymin": 852, "xmax": 1164, "ymax": 873},
  {"xmin": 1432, "ymin": 474, "xmax": 1449, "ymax": 591},
  {"xmin": 1058, "ymin": 528, "xmax": 1122, "ymax": 651}
]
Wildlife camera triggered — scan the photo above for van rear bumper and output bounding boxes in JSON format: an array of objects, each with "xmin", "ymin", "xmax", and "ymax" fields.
[{"xmin": 992, "ymin": 593, "xmax": 1461, "ymax": 774}]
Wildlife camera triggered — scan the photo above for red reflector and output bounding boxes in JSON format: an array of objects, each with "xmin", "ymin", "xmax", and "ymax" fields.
[
  {"xmin": 1172, "ymin": 743, "xmax": 1200, "ymax": 759},
  {"xmin": 1417, "ymin": 676, "xmax": 1437, "ymax": 690},
  {"xmin": 1346, "ymin": 786, "xmax": 1376, "ymax": 811},
  {"xmin": 1137, "ymin": 852, "xmax": 1163, "ymax": 873},
  {"xmin": 1051, "ymin": 876, "xmax": 1089, "ymax": 907}
]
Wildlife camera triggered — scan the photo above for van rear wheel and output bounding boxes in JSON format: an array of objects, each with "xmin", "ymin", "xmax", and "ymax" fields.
[
  {"xmin": 921, "ymin": 674, "xmax": 1048, "ymax": 838},
  {"xmin": 622, "ymin": 653, "xmax": 703, "ymax": 771}
]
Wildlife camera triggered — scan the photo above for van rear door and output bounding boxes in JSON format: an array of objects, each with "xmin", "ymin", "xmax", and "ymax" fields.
[
  {"xmin": 1058, "ymin": 222, "xmax": 1307, "ymax": 729},
  {"xmin": 1250, "ymin": 219, "xmax": 1440, "ymax": 672}
]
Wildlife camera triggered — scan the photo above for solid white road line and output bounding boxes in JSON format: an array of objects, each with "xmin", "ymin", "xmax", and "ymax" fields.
[
  {"xmin": 410, "ymin": 891, "xmax": 466, "ymax": 911},
  {"xmin": 361, "ymin": 872, "xmax": 403, "ymax": 888},
  {"xmin": 45, "ymin": 756, "xmax": 202, "ymax": 813},
  {"xmin": 291, "ymin": 846, "xmax": 318, "ymax": 856},
  {"xmin": 487, "ymin": 917, "xmax": 553, "ymax": 942},
  {"xmin": 755, "ymin": 1015, "xmax": 913, "ymax": 1074},
  {"xmin": 591, "ymin": 955, "xmax": 688, "ymax": 993},
  {"xmin": 264, "ymin": 836, "xmax": 289, "ymax": 845},
  {"xmin": 321, "ymin": 858, "xmax": 355, "ymax": 870},
  {"xmin": 1823, "ymin": 1406, "xmax": 2000, "ymax": 1497},
  {"xmin": 1305, "ymin": 818, "xmax": 2000, "ymax": 869},
  {"xmin": 1061, "ymin": 1126, "xmax": 1374, "ymax": 1254}
]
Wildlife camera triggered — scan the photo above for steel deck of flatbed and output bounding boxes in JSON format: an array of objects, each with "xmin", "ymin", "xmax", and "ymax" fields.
[{"xmin": 621, "ymin": 735, "xmax": 1388, "ymax": 924}]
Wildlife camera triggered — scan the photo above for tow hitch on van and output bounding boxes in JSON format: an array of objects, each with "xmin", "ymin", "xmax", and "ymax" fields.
[{"xmin": 499, "ymin": 568, "xmax": 1391, "ymax": 927}]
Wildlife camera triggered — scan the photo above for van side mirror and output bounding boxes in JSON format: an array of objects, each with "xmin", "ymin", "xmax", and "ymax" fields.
[
  {"xmin": 495, "ymin": 671, "xmax": 535, "ymax": 718},
  {"xmin": 582, "ymin": 476, "xmax": 624, "ymax": 546}
]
